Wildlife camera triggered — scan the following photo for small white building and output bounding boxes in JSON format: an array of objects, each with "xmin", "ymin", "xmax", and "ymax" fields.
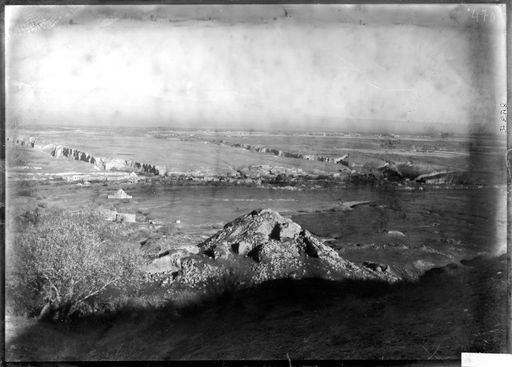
[{"xmin": 108, "ymin": 189, "xmax": 132, "ymax": 199}]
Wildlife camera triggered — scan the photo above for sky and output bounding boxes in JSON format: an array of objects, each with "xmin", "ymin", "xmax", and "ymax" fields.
[{"xmin": 5, "ymin": 4, "xmax": 507, "ymax": 133}]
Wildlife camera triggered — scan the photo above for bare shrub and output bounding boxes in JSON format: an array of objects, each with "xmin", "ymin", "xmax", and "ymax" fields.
[{"xmin": 8, "ymin": 209, "xmax": 144, "ymax": 321}]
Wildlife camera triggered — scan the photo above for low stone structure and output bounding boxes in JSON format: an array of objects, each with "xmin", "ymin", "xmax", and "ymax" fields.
[{"xmin": 115, "ymin": 212, "xmax": 136, "ymax": 223}]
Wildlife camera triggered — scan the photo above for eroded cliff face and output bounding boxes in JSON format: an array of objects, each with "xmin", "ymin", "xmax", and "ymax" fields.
[
  {"xmin": 148, "ymin": 209, "xmax": 400, "ymax": 291},
  {"xmin": 7, "ymin": 135, "xmax": 348, "ymax": 184},
  {"xmin": 8, "ymin": 136, "xmax": 163, "ymax": 176},
  {"xmin": 195, "ymin": 137, "xmax": 472, "ymax": 185},
  {"xmin": 216, "ymin": 140, "xmax": 351, "ymax": 165},
  {"xmin": 7, "ymin": 135, "xmax": 468, "ymax": 186}
]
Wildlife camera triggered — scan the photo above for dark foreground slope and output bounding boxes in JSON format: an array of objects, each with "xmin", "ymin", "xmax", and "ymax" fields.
[{"xmin": 5, "ymin": 254, "xmax": 507, "ymax": 361}]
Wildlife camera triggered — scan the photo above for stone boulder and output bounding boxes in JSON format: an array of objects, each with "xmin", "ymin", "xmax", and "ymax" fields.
[
  {"xmin": 200, "ymin": 208, "xmax": 302, "ymax": 259},
  {"xmin": 144, "ymin": 249, "xmax": 188, "ymax": 275},
  {"xmin": 362, "ymin": 261, "xmax": 390, "ymax": 273}
]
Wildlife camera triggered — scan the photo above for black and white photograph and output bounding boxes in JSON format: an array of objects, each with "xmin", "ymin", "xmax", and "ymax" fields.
[{"xmin": 2, "ymin": 2, "xmax": 509, "ymax": 362}]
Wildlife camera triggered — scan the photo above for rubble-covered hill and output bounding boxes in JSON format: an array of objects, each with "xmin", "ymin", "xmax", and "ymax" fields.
[{"xmin": 152, "ymin": 208, "xmax": 400, "ymax": 290}]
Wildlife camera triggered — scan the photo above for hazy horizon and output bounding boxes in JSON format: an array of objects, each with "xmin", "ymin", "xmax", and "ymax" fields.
[{"xmin": 6, "ymin": 4, "xmax": 506, "ymax": 134}]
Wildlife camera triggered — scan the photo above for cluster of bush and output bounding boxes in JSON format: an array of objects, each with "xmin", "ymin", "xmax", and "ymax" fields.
[{"xmin": 7, "ymin": 209, "xmax": 145, "ymax": 322}]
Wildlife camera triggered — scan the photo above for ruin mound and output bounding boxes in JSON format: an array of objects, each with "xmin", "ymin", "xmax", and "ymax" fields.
[{"xmin": 157, "ymin": 209, "xmax": 400, "ymax": 289}]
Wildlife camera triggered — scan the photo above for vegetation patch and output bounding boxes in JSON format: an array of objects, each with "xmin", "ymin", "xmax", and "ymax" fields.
[{"xmin": 7, "ymin": 209, "xmax": 145, "ymax": 321}]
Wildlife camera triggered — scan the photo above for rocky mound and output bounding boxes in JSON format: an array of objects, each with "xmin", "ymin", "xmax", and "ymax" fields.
[{"xmin": 151, "ymin": 209, "xmax": 399, "ymax": 289}]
